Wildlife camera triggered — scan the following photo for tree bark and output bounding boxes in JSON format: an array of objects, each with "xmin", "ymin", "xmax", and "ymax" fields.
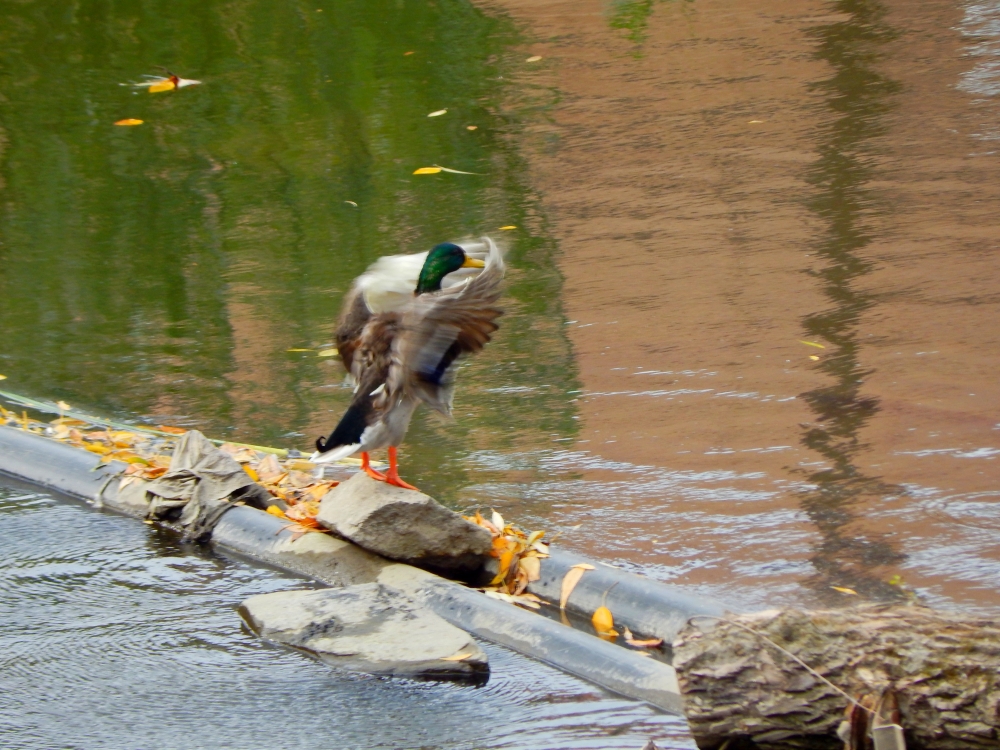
[{"xmin": 673, "ymin": 606, "xmax": 1000, "ymax": 749}]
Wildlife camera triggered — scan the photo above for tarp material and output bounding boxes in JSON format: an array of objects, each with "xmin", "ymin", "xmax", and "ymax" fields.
[{"xmin": 145, "ymin": 430, "xmax": 256, "ymax": 541}]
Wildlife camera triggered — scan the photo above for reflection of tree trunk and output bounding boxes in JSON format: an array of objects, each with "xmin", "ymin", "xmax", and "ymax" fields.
[
  {"xmin": 798, "ymin": 0, "xmax": 907, "ymax": 603},
  {"xmin": 674, "ymin": 607, "xmax": 1000, "ymax": 749}
]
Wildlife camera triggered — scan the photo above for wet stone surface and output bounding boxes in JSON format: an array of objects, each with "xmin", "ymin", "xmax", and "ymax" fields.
[
  {"xmin": 239, "ymin": 583, "xmax": 489, "ymax": 679},
  {"xmin": 317, "ymin": 473, "xmax": 493, "ymax": 572}
]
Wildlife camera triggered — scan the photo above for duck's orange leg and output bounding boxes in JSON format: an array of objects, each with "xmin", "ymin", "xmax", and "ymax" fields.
[
  {"xmin": 385, "ymin": 446, "xmax": 419, "ymax": 491},
  {"xmin": 360, "ymin": 452, "xmax": 387, "ymax": 482}
]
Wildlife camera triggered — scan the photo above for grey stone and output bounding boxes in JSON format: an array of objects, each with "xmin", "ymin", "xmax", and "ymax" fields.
[
  {"xmin": 239, "ymin": 584, "xmax": 488, "ymax": 679},
  {"xmin": 316, "ymin": 473, "xmax": 492, "ymax": 571}
]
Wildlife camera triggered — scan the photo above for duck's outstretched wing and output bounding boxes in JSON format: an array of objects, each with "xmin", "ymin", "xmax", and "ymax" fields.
[
  {"xmin": 389, "ymin": 237, "xmax": 505, "ymax": 415},
  {"xmin": 335, "ymin": 240, "xmax": 491, "ymax": 376}
]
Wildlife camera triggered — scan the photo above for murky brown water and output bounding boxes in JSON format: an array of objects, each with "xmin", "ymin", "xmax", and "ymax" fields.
[{"xmin": 472, "ymin": 0, "xmax": 1000, "ymax": 612}]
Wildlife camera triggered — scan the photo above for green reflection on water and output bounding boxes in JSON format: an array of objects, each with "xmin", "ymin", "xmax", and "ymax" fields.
[
  {"xmin": 0, "ymin": 0, "xmax": 579, "ymax": 503},
  {"xmin": 799, "ymin": 0, "xmax": 906, "ymax": 601}
]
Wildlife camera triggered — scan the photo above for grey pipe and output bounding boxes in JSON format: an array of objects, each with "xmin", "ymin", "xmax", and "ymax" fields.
[{"xmin": 0, "ymin": 424, "xmax": 695, "ymax": 713}]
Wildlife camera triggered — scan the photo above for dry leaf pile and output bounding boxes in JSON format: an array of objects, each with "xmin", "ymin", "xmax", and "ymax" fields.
[{"xmin": 466, "ymin": 509, "xmax": 549, "ymax": 610}]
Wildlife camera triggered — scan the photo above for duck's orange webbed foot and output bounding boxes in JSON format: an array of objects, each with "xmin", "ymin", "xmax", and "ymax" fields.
[
  {"xmin": 360, "ymin": 452, "xmax": 387, "ymax": 482},
  {"xmin": 385, "ymin": 446, "xmax": 419, "ymax": 491}
]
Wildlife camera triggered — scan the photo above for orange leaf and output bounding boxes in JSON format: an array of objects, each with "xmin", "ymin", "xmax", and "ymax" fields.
[
  {"xmin": 114, "ymin": 118, "xmax": 143, "ymax": 126},
  {"xmin": 157, "ymin": 425, "xmax": 187, "ymax": 434},
  {"xmin": 623, "ymin": 627, "xmax": 663, "ymax": 648},
  {"xmin": 592, "ymin": 605, "xmax": 614, "ymax": 634}
]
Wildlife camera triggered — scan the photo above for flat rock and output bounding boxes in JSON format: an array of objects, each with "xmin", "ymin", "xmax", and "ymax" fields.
[
  {"xmin": 239, "ymin": 583, "xmax": 488, "ymax": 679},
  {"xmin": 316, "ymin": 473, "xmax": 492, "ymax": 572}
]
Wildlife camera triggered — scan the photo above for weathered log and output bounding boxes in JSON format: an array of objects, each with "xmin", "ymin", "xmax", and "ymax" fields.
[{"xmin": 673, "ymin": 606, "xmax": 1000, "ymax": 749}]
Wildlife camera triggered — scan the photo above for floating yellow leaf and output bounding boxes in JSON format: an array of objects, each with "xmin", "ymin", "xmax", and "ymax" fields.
[
  {"xmin": 404, "ymin": 51, "xmax": 415, "ymax": 56},
  {"xmin": 57, "ymin": 401, "xmax": 72, "ymax": 411},
  {"xmin": 592, "ymin": 605, "xmax": 614, "ymax": 634},
  {"xmin": 748, "ymin": 119, "xmax": 764, "ymax": 124},
  {"xmin": 266, "ymin": 505, "xmax": 288, "ymax": 519},
  {"xmin": 499, "ymin": 225, "xmax": 517, "ymax": 230},
  {"xmin": 148, "ymin": 79, "xmax": 176, "ymax": 93},
  {"xmin": 114, "ymin": 118, "xmax": 143, "ymax": 126},
  {"xmin": 809, "ymin": 355, "xmax": 820, "ymax": 361},
  {"xmin": 427, "ymin": 109, "xmax": 447, "ymax": 117},
  {"xmin": 572, "ymin": 563, "xmax": 596, "ymax": 570},
  {"xmin": 800, "ymin": 340, "xmax": 826, "ymax": 349},
  {"xmin": 287, "ymin": 348, "xmax": 313, "ymax": 352},
  {"xmin": 0, "ymin": 374, "xmax": 6, "ymax": 380},
  {"xmin": 526, "ymin": 55, "xmax": 542, "ymax": 62},
  {"xmin": 413, "ymin": 167, "xmax": 442, "ymax": 175},
  {"xmin": 831, "ymin": 586, "xmax": 858, "ymax": 595},
  {"xmin": 440, "ymin": 652, "xmax": 473, "ymax": 661},
  {"xmin": 466, "ymin": 125, "xmax": 478, "ymax": 131},
  {"xmin": 317, "ymin": 348, "xmax": 339, "ymax": 357},
  {"xmin": 344, "ymin": 200, "xmax": 358, "ymax": 207}
]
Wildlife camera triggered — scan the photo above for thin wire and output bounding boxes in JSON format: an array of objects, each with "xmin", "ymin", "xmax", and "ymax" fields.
[{"xmin": 687, "ymin": 615, "xmax": 875, "ymax": 715}]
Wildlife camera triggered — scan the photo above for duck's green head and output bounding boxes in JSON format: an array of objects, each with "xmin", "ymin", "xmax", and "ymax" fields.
[{"xmin": 415, "ymin": 242, "xmax": 485, "ymax": 294}]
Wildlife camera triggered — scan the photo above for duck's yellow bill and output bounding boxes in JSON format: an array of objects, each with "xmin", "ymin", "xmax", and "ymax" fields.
[{"xmin": 462, "ymin": 257, "xmax": 486, "ymax": 268}]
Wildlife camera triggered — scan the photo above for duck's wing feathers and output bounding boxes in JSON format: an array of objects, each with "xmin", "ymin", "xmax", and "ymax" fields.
[
  {"xmin": 334, "ymin": 285, "xmax": 371, "ymax": 376},
  {"xmin": 389, "ymin": 237, "xmax": 505, "ymax": 415}
]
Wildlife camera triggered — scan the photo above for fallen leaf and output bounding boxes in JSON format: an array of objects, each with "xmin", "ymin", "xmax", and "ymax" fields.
[
  {"xmin": 831, "ymin": 586, "xmax": 858, "ymax": 595},
  {"xmin": 748, "ymin": 119, "xmax": 764, "ymax": 124},
  {"xmin": 157, "ymin": 425, "xmax": 187, "ymax": 434},
  {"xmin": 0, "ymin": 375, "xmax": 6, "ymax": 380},
  {"xmin": 800, "ymin": 340, "xmax": 826, "ymax": 349},
  {"xmin": 413, "ymin": 167, "xmax": 442, "ymax": 175},
  {"xmin": 597, "ymin": 629, "xmax": 619, "ymax": 641},
  {"xmin": 148, "ymin": 79, "xmax": 176, "ymax": 93},
  {"xmin": 57, "ymin": 401, "xmax": 72, "ymax": 411},
  {"xmin": 286, "ymin": 459, "xmax": 317, "ymax": 472},
  {"xmin": 526, "ymin": 55, "xmax": 542, "ymax": 62},
  {"xmin": 266, "ymin": 505, "xmax": 288, "ymax": 519},
  {"xmin": 317, "ymin": 348, "xmax": 339, "ymax": 357},
  {"xmin": 404, "ymin": 51, "xmax": 415, "ymax": 56},
  {"xmin": 499, "ymin": 225, "xmax": 517, "ymax": 230},
  {"xmin": 571, "ymin": 563, "xmax": 596, "ymax": 571},
  {"xmin": 344, "ymin": 200, "xmax": 358, "ymax": 207},
  {"xmin": 440, "ymin": 652, "xmax": 473, "ymax": 661},
  {"xmin": 491, "ymin": 510, "xmax": 505, "ymax": 530},
  {"xmin": 809, "ymin": 355, "xmax": 820, "ymax": 361},
  {"xmin": 286, "ymin": 348, "xmax": 313, "ymax": 352},
  {"xmin": 466, "ymin": 125, "xmax": 478, "ymax": 130},
  {"xmin": 519, "ymin": 554, "xmax": 541, "ymax": 582},
  {"xmin": 592, "ymin": 605, "xmax": 614, "ymax": 634},
  {"xmin": 436, "ymin": 165, "xmax": 482, "ymax": 175},
  {"xmin": 623, "ymin": 627, "xmax": 663, "ymax": 648},
  {"xmin": 114, "ymin": 118, "xmax": 143, "ymax": 126},
  {"xmin": 427, "ymin": 109, "xmax": 447, "ymax": 117},
  {"xmin": 560, "ymin": 566, "xmax": 588, "ymax": 609},
  {"xmin": 243, "ymin": 465, "xmax": 260, "ymax": 482}
]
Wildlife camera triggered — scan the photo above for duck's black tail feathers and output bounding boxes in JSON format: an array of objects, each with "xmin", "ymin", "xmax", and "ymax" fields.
[{"xmin": 315, "ymin": 398, "xmax": 372, "ymax": 454}]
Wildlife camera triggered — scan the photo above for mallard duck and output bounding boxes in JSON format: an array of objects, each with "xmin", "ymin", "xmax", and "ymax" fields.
[{"xmin": 310, "ymin": 237, "xmax": 504, "ymax": 489}]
